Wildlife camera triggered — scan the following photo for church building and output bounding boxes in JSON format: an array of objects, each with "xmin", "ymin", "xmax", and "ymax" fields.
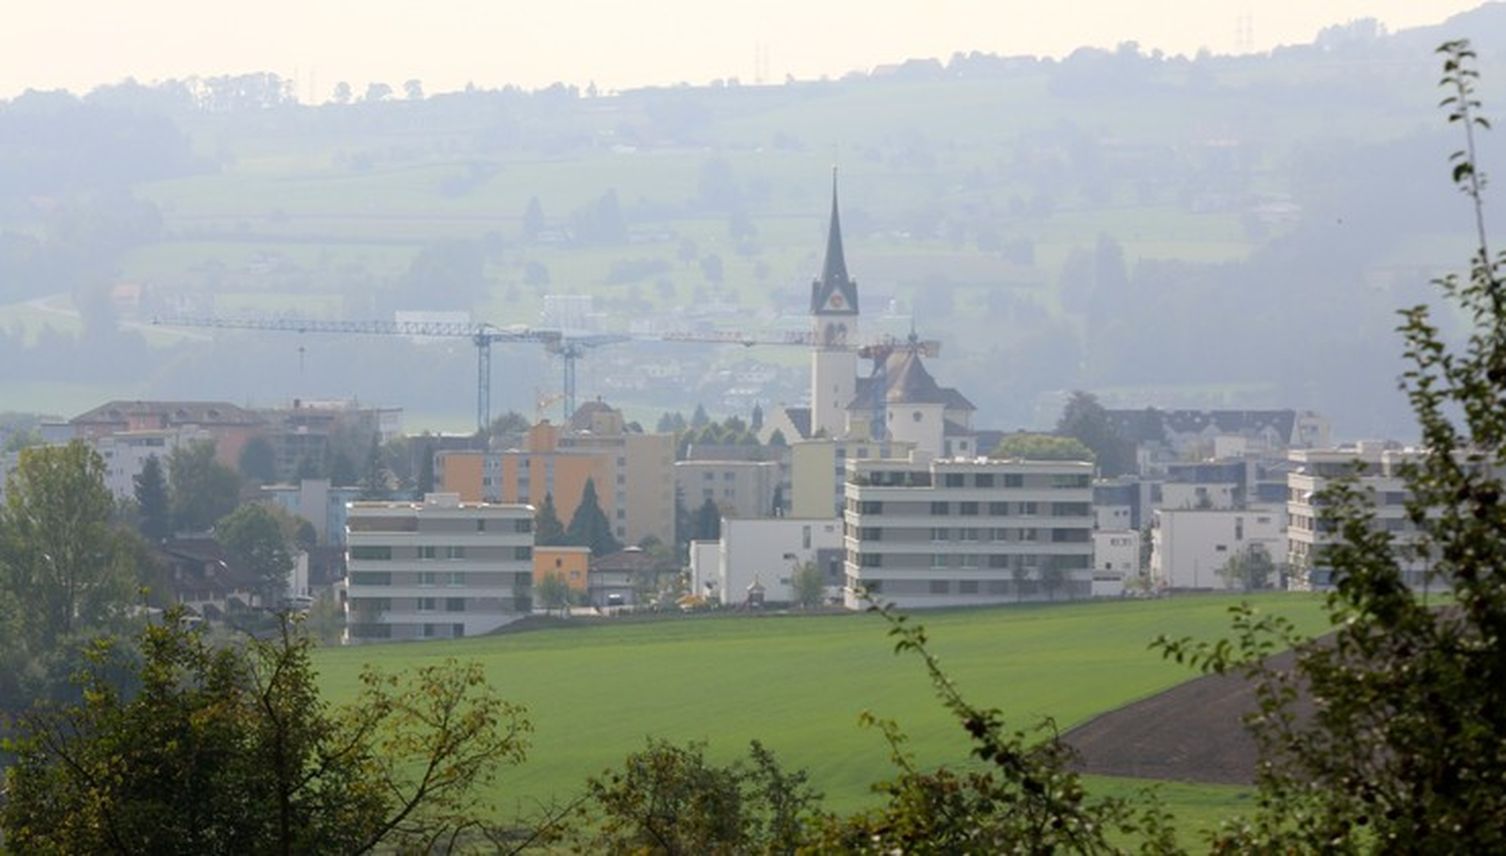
[{"xmin": 766, "ymin": 173, "xmax": 979, "ymax": 460}]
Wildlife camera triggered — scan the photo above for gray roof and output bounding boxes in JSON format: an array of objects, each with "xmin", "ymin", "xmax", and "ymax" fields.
[
  {"xmin": 778, "ymin": 406, "xmax": 811, "ymax": 440},
  {"xmin": 73, "ymin": 400, "xmax": 263, "ymax": 428},
  {"xmin": 569, "ymin": 399, "xmax": 618, "ymax": 431},
  {"xmin": 1105, "ymin": 409, "xmax": 1296, "ymax": 445},
  {"xmin": 847, "ymin": 350, "xmax": 975, "ymax": 411}
]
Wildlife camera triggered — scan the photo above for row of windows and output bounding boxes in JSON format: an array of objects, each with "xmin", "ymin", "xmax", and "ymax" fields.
[
  {"xmin": 350, "ymin": 546, "xmax": 533, "ymax": 561},
  {"xmin": 352, "ymin": 597, "xmax": 470, "ymax": 612},
  {"xmin": 348, "ymin": 518, "xmax": 532, "ymax": 534},
  {"xmin": 846, "ymin": 577, "xmax": 1090, "ymax": 596},
  {"xmin": 855, "ymin": 472, "xmax": 1093, "ymax": 490},
  {"xmin": 848, "ymin": 526, "xmax": 1087, "ymax": 543},
  {"xmin": 349, "ymin": 569, "xmax": 532, "ymax": 587},
  {"xmin": 349, "ymin": 623, "xmax": 468, "ymax": 640},
  {"xmin": 850, "ymin": 553, "xmax": 1091, "ymax": 570},
  {"xmin": 850, "ymin": 500, "xmax": 1091, "ymax": 517},
  {"xmin": 925, "ymin": 527, "xmax": 1089, "ymax": 543}
]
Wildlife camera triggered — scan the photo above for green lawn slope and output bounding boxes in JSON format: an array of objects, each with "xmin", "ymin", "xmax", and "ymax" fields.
[{"xmin": 313, "ymin": 594, "xmax": 1328, "ymax": 823}]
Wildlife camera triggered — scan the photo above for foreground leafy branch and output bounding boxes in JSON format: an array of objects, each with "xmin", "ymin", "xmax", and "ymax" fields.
[
  {"xmin": 0, "ymin": 607, "xmax": 529, "ymax": 854},
  {"xmin": 806, "ymin": 596, "xmax": 1179, "ymax": 854},
  {"xmin": 1157, "ymin": 39, "xmax": 1506, "ymax": 853}
]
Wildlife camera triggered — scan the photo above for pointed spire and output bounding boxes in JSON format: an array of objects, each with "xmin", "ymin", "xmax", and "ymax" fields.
[
  {"xmin": 821, "ymin": 166, "xmax": 849, "ymax": 286},
  {"xmin": 811, "ymin": 167, "xmax": 859, "ymax": 316}
]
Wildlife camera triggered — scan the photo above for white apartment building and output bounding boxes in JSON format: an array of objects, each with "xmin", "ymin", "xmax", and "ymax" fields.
[
  {"xmin": 1092, "ymin": 529, "xmax": 1141, "ymax": 597},
  {"xmin": 688, "ymin": 517, "xmax": 843, "ymax": 605},
  {"xmin": 92, "ymin": 428, "xmax": 209, "ymax": 500},
  {"xmin": 842, "ymin": 455, "xmax": 1095, "ymax": 609},
  {"xmin": 342, "ymin": 493, "xmax": 534, "ymax": 642},
  {"xmin": 1150, "ymin": 505, "xmax": 1286, "ymax": 591},
  {"xmin": 1287, "ymin": 444, "xmax": 1428, "ymax": 590}
]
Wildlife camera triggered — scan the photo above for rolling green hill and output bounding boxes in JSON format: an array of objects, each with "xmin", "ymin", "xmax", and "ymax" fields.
[{"xmin": 312, "ymin": 593, "xmax": 1328, "ymax": 830}]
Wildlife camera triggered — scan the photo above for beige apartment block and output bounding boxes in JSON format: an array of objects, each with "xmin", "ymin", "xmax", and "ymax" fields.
[
  {"xmin": 341, "ymin": 493, "xmax": 534, "ymax": 642},
  {"xmin": 843, "ymin": 455, "xmax": 1094, "ymax": 609}
]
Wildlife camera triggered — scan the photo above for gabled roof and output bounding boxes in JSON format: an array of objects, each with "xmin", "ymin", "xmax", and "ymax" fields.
[
  {"xmin": 778, "ymin": 406, "xmax": 812, "ymax": 440},
  {"xmin": 810, "ymin": 170, "xmax": 859, "ymax": 317},
  {"xmin": 1103, "ymin": 409, "xmax": 1297, "ymax": 446},
  {"xmin": 72, "ymin": 400, "xmax": 262, "ymax": 427},
  {"xmin": 154, "ymin": 538, "xmax": 262, "ymax": 596},
  {"xmin": 886, "ymin": 350, "xmax": 947, "ymax": 404},
  {"xmin": 846, "ymin": 350, "xmax": 975, "ymax": 411}
]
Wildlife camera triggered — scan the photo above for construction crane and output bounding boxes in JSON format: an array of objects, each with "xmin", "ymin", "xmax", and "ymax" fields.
[
  {"xmin": 152, "ymin": 315, "xmax": 627, "ymax": 431},
  {"xmin": 645, "ymin": 329, "xmax": 939, "ymax": 441}
]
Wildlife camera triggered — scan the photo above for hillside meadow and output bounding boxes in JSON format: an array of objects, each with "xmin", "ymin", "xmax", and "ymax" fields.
[{"xmin": 312, "ymin": 593, "xmax": 1329, "ymax": 830}]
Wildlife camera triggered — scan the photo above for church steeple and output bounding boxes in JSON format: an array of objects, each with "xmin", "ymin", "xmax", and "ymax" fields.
[
  {"xmin": 811, "ymin": 168, "xmax": 859, "ymax": 316},
  {"xmin": 808, "ymin": 168, "xmax": 860, "ymax": 439}
]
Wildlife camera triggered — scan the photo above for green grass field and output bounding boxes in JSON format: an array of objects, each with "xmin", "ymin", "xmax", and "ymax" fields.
[{"xmin": 312, "ymin": 594, "xmax": 1329, "ymax": 833}]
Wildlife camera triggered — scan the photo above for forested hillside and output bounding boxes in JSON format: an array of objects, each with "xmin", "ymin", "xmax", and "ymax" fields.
[{"xmin": 3, "ymin": 5, "xmax": 1504, "ymax": 433}]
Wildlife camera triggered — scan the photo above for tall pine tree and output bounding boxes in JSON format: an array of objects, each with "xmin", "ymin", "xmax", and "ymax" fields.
[
  {"xmin": 358, "ymin": 434, "xmax": 391, "ymax": 500},
  {"xmin": 565, "ymin": 479, "xmax": 621, "ymax": 556},
  {"xmin": 694, "ymin": 498, "xmax": 721, "ymax": 541},
  {"xmin": 535, "ymin": 493, "xmax": 566, "ymax": 546},
  {"xmin": 134, "ymin": 454, "xmax": 171, "ymax": 542}
]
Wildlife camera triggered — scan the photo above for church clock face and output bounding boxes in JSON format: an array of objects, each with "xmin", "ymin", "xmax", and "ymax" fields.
[{"xmin": 829, "ymin": 294, "xmax": 844, "ymax": 310}]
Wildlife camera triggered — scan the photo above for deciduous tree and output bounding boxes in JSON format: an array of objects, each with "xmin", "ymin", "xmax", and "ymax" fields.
[
  {"xmin": 1158, "ymin": 42, "xmax": 1506, "ymax": 852},
  {"xmin": 574, "ymin": 739, "xmax": 820, "ymax": 855},
  {"xmin": 167, "ymin": 440, "xmax": 241, "ymax": 534},
  {"xmin": 1056, "ymin": 390, "xmax": 1136, "ymax": 476},
  {"xmin": 237, "ymin": 435, "xmax": 278, "ymax": 484},
  {"xmin": 0, "ymin": 610, "xmax": 530, "ymax": 853},
  {"xmin": 215, "ymin": 504, "xmax": 294, "ymax": 604},
  {"xmin": 536, "ymin": 572, "xmax": 572, "ymax": 617},
  {"xmin": 991, "ymin": 432, "xmax": 1094, "ymax": 461},
  {"xmin": 1216, "ymin": 544, "xmax": 1275, "ymax": 591},
  {"xmin": 0, "ymin": 442, "xmax": 137, "ymax": 647},
  {"xmin": 790, "ymin": 561, "xmax": 825, "ymax": 609}
]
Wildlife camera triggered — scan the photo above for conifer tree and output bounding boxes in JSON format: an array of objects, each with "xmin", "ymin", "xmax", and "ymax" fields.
[
  {"xmin": 694, "ymin": 498, "xmax": 721, "ymax": 541},
  {"xmin": 566, "ymin": 479, "xmax": 621, "ymax": 556},
  {"xmin": 134, "ymin": 454, "xmax": 171, "ymax": 542},
  {"xmin": 358, "ymin": 434, "xmax": 391, "ymax": 500},
  {"xmin": 535, "ymin": 492, "xmax": 566, "ymax": 546}
]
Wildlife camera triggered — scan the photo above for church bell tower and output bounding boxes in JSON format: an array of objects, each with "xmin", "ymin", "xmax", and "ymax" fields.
[{"xmin": 810, "ymin": 169, "xmax": 859, "ymax": 438}]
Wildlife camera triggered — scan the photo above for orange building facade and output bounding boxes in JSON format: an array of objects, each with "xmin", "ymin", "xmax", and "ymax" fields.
[
  {"xmin": 435, "ymin": 436, "xmax": 612, "ymax": 533},
  {"xmin": 435, "ymin": 410, "xmax": 673, "ymax": 547},
  {"xmin": 533, "ymin": 545, "xmax": 591, "ymax": 592}
]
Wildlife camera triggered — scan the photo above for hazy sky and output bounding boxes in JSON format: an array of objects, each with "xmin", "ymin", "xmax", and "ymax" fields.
[{"xmin": 0, "ymin": 1, "xmax": 1487, "ymax": 101}]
